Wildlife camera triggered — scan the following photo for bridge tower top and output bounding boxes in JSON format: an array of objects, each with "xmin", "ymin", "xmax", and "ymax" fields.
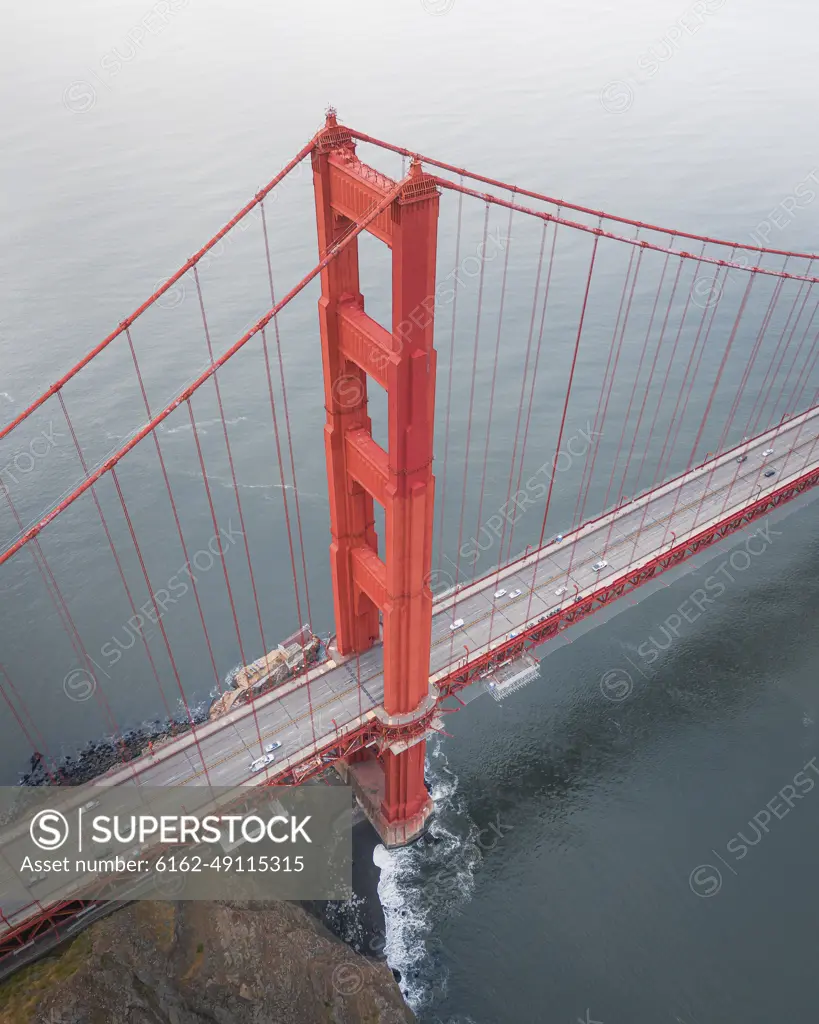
[{"xmin": 312, "ymin": 111, "xmax": 440, "ymax": 717}]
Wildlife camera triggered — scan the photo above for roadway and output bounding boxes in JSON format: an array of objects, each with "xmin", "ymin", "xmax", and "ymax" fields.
[
  {"xmin": 429, "ymin": 408, "xmax": 819, "ymax": 675},
  {"xmin": 2, "ymin": 408, "xmax": 818, "ymax": 930}
]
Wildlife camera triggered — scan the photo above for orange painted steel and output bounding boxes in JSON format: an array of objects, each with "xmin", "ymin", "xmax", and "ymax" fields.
[{"xmin": 312, "ymin": 111, "xmax": 439, "ymax": 825}]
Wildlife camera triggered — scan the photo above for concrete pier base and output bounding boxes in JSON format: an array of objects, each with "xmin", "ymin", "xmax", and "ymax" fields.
[{"xmin": 335, "ymin": 755, "xmax": 433, "ymax": 848}]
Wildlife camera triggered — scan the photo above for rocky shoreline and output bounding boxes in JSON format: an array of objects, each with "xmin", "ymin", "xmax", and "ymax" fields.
[
  {"xmin": 18, "ymin": 710, "xmax": 209, "ymax": 788},
  {"xmin": 18, "ymin": 636, "xmax": 326, "ymax": 787}
]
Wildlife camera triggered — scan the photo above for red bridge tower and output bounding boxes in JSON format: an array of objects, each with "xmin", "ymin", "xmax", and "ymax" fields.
[{"xmin": 312, "ymin": 111, "xmax": 440, "ymax": 845}]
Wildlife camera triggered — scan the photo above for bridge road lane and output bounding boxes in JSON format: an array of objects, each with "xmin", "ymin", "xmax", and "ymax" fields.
[
  {"xmin": 432, "ymin": 410, "xmax": 819, "ymax": 669},
  {"xmin": 129, "ymin": 647, "xmax": 387, "ymax": 789},
  {"xmin": 2, "ymin": 412, "xmax": 818, "ymax": 929}
]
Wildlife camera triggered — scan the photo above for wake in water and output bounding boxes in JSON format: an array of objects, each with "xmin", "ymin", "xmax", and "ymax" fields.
[
  {"xmin": 373, "ymin": 739, "xmax": 485, "ymax": 1016},
  {"xmin": 174, "ymin": 465, "xmax": 322, "ymax": 500},
  {"xmin": 158, "ymin": 415, "xmax": 249, "ymax": 436}
]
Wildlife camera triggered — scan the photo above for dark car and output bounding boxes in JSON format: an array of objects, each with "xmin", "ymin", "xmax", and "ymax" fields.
[
  {"xmin": 736, "ymin": 455, "xmax": 747, "ymax": 463},
  {"xmin": 764, "ymin": 469, "xmax": 776, "ymax": 477}
]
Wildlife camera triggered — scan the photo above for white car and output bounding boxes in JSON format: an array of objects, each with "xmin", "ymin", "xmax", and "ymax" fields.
[
  {"xmin": 762, "ymin": 448, "xmax": 774, "ymax": 457},
  {"xmin": 264, "ymin": 741, "xmax": 282, "ymax": 753},
  {"xmin": 250, "ymin": 753, "xmax": 276, "ymax": 774},
  {"xmin": 82, "ymin": 799, "xmax": 99, "ymax": 812},
  {"xmin": 450, "ymin": 618, "xmax": 465, "ymax": 631},
  {"xmin": 592, "ymin": 560, "xmax": 608, "ymax": 572},
  {"xmin": 509, "ymin": 589, "xmax": 523, "ymax": 599},
  {"xmin": 555, "ymin": 586, "xmax": 567, "ymax": 596},
  {"xmin": 493, "ymin": 589, "xmax": 507, "ymax": 599}
]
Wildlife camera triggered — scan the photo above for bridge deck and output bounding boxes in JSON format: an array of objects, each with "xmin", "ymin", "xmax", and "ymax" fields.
[{"xmin": 3, "ymin": 408, "xmax": 819, "ymax": 927}]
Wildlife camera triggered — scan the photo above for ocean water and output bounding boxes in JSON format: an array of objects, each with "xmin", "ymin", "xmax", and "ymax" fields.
[{"xmin": 2, "ymin": 0, "xmax": 819, "ymax": 1020}]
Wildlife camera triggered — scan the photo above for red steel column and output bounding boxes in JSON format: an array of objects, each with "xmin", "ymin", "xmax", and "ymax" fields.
[
  {"xmin": 379, "ymin": 160, "xmax": 438, "ymax": 827},
  {"xmin": 312, "ymin": 120, "xmax": 379, "ymax": 656},
  {"xmin": 381, "ymin": 161, "xmax": 439, "ymax": 717},
  {"xmin": 382, "ymin": 744, "xmax": 429, "ymax": 825},
  {"xmin": 312, "ymin": 111, "xmax": 438, "ymax": 837}
]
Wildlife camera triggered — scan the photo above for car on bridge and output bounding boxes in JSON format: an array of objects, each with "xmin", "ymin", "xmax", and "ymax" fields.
[
  {"xmin": 764, "ymin": 469, "xmax": 776, "ymax": 477},
  {"xmin": 509, "ymin": 589, "xmax": 522, "ymax": 598},
  {"xmin": 592, "ymin": 560, "xmax": 608, "ymax": 572},
  {"xmin": 555, "ymin": 586, "xmax": 567, "ymax": 596},
  {"xmin": 736, "ymin": 455, "xmax": 747, "ymax": 463},
  {"xmin": 493, "ymin": 589, "xmax": 507, "ymax": 599},
  {"xmin": 250, "ymin": 753, "xmax": 276, "ymax": 774},
  {"xmin": 450, "ymin": 618, "xmax": 465, "ymax": 631},
  {"xmin": 264, "ymin": 741, "xmax": 282, "ymax": 753},
  {"xmin": 763, "ymin": 448, "xmax": 774, "ymax": 456}
]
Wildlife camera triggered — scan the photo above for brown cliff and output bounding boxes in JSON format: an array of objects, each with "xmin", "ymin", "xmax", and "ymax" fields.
[{"xmin": 0, "ymin": 901, "xmax": 414, "ymax": 1024}]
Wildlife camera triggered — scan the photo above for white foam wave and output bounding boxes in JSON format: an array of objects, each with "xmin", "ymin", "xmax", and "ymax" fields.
[
  {"xmin": 373, "ymin": 841, "xmax": 437, "ymax": 1007},
  {"xmin": 374, "ymin": 739, "xmax": 482, "ymax": 1014},
  {"xmin": 224, "ymin": 663, "xmax": 244, "ymax": 689}
]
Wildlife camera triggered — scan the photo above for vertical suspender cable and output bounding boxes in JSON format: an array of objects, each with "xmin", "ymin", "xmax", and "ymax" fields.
[
  {"xmin": 193, "ymin": 268, "xmax": 269, "ymax": 664},
  {"xmin": 453, "ymin": 203, "xmax": 490, "ymax": 589},
  {"xmin": 125, "ymin": 328, "xmax": 222, "ymax": 694},
  {"xmin": 57, "ymin": 391, "xmax": 177, "ymax": 727},
  {"xmin": 506, "ymin": 217, "xmax": 560, "ymax": 562},
  {"xmin": 109, "ymin": 465, "xmax": 215, "ymax": 787},
  {"xmin": 486, "ymin": 219, "xmax": 548, "ymax": 643},
  {"xmin": 1, "ymin": 482, "xmax": 134, "ymax": 775},
  {"xmin": 525, "ymin": 234, "xmax": 599, "ymax": 624},
  {"xmin": 260, "ymin": 202, "xmax": 314, "ymax": 629},
  {"xmin": 572, "ymin": 236, "xmax": 639, "ymax": 531},
  {"xmin": 186, "ymin": 401, "xmax": 264, "ymax": 757},
  {"xmin": 774, "ymin": 296, "xmax": 819, "ymax": 418},
  {"xmin": 471, "ymin": 202, "xmax": 515, "ymax": 579},
  {"xmin": 0, "ymin": 661, "xmax": 59, "ymax": 782},
  {"xmin": 435, "ymin": 178, "xmax": 465, "ymax": 573},
  {"xmin": 601, "ymin": 251, "xmax": 672, "ymax": 513},
  {"xmin": 631, "ymin": 244, "xmax": 705, "ymax": 495}
]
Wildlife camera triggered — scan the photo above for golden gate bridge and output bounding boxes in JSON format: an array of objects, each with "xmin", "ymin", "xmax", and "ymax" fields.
[{"xmin": 2, "ymin": 109, "xmax": 819, "ymax": 957}]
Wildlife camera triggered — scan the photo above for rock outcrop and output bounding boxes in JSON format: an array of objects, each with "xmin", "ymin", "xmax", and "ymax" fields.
[{"xmin": 0, "ymin": 901, "xmax": 414, "ymax": 1024}]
